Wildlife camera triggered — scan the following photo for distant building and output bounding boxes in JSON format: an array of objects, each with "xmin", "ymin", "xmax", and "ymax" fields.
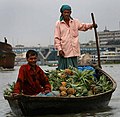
[
  {"xmin": 15, "ymin": 44, "xmax": 25, "ymax": 47},
  {"xmin": 13, "ymin": 28, "xmax": 120, "ymax": 65},
  {"xmin": 98, "ymin": 27, "xmax": 120, "ymax": 46}
]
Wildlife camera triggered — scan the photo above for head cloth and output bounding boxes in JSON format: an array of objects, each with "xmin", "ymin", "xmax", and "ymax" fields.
[
  {"xmin": 60, "ymin": 5, "xmax": 71, "ymax": 13},
  {"xmin": 59, "ymin": 5, "xmax": 73, "ymax": 21}
]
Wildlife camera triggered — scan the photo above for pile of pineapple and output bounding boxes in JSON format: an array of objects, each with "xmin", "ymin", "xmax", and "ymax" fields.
[{"xmin": 46, "ymin": 66, "xmax": 113, "ymax": 97}]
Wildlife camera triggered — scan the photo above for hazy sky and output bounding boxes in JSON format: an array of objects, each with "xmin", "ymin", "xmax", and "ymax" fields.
[{"xmin": 0, "ymin": 0, "xmax": 120, "ymax": 47}]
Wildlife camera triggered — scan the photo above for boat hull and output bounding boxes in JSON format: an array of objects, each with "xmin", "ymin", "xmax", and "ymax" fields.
[{"xmin": 5, "ymin": 91, "xmax": 112, "ymax": 116}]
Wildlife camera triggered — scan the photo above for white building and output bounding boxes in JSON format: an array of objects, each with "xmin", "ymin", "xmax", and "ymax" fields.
[{"xmin": 98, "ymin": 28, "xmax": 120, "ymax": 45}]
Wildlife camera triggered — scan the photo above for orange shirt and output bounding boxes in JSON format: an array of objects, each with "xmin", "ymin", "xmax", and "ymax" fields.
[
  {"xmin": 13, "ymin": 64, "xmax": 51, "ymax": 95},
  {"xmin": 54, "ymin": 19, "xmax": 93, "ymax": 58}
]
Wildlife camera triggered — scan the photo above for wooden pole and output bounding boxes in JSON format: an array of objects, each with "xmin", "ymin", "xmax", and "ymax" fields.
[{"xmin": 91, "ymin": 13, "xmax": 101, "ymax": 68}]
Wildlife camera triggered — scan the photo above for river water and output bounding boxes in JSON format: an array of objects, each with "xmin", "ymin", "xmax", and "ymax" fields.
[{"xmin": 0, "ymin": 64, "xmax": 120, "ymax": 117}]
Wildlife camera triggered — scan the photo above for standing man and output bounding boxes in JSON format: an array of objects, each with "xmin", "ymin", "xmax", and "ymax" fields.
[{"xmin": 54, "ymin": 5, "xmax": 96, "ymax": 70}]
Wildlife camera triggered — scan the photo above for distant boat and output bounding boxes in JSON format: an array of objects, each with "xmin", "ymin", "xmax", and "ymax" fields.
[
  {"xmin": 48, "ymin": 63, "xmax": 58, "ymax": 67},
  {"xmin": 47, "ymin": 61, "xmax": 58, "ymax": 67},
  {"xmin": 92, "ymin": 51, "xmax": 120, "ymax": 64},
  {"xmin": 100, "ymin": 51, "xmax": 120, "ymax": 62},
  {"xmin": 0, "ymin": 38, "xmax": 16, "ymax": 69}
]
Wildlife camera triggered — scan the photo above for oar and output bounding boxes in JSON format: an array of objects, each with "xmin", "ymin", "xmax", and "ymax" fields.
[{"xmin": 91, "ymin": 13, "xmax": 102, "ymax": 68}]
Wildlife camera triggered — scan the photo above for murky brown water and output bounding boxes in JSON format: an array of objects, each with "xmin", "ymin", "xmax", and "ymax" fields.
[{"xmin": 0, "ymin": 64, "xmax": 120, "ymax": 117}]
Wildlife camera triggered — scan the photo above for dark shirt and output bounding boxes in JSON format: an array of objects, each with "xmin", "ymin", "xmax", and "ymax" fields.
[{"xmin": 13, "ymin": 64, "xmax": 51, "ymax": 95}]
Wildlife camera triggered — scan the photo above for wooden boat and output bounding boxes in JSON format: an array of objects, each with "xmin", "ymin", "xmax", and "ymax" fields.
[
  {"xmin": 4, "ymin": 67, "xmax": 117, "ymax": 116},
  {"xmin": 0, "ymin": 38, "xmax": 15, "ymax": 69}
]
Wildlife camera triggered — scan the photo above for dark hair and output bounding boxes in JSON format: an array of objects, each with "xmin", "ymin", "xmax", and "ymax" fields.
[{"xmin": 26, "ymin": 50, "xmax": 38, "ymax": 59}]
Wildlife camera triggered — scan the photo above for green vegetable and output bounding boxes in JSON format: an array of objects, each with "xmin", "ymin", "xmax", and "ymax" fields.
[
  {"xmin": 46, "ymin": 66, "xmax": 113, "ymax": 97},
  {"xmin": 4, "ymin": 82, "xmax": 15, "ymax": 96}
]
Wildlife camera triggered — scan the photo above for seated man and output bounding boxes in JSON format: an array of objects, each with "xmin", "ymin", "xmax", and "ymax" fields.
[{"xmin": 13, "ymin": 50, "xmax": 51, "ymax": 96}]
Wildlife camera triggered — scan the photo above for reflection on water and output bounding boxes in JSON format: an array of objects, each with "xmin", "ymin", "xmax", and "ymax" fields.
[
  {"xmin": 4, "ymin": 107, "xmax": 115, "ymax": 117},
  {"xmin": 1, "ymin": 64, "xmax": 120, "ymax": 117}
]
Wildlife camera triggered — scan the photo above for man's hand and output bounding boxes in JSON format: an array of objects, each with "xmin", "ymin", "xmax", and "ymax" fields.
[
  {"xmin": 59, "ymin": 50, "xmax": 65, "ymax": 57},
  {"xmin": 12, "ymin": 93, "xmax": 20, "ymax": 97},
  {"xmin": 92, "ymin": 23, "xmax": 98, "ymax": 28},
  {"xmin": 44, "ymin": 90, "xmax": 50, "ymax": 94}
]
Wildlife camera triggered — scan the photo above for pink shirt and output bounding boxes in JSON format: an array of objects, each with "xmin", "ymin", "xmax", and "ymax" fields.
[{"xmin": 54, "ymin": 19, "xmax": 93, "ymax": 58}]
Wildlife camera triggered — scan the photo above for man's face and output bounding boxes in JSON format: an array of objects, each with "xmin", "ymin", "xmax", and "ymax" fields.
[
  {"xmin": 62, "ymin": 10, "xmax": 71, "ymax": 20},
  {"xmin": 27, "ymin": 55, "xmax": 37, "ymax": 67}
]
